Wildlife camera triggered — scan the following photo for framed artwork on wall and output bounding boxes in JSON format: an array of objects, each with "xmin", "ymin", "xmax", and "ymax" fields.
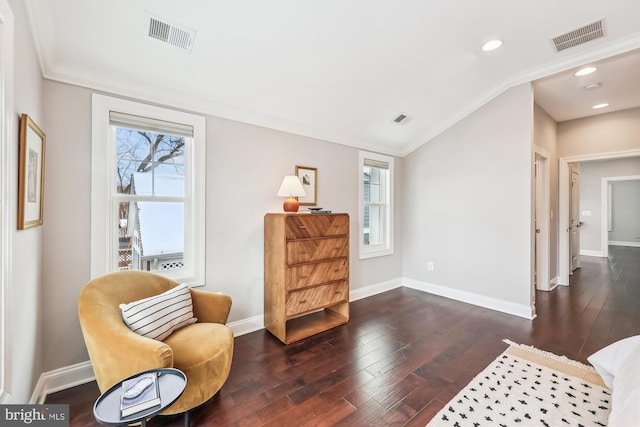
[
  {"xmin": 295, "ymin": 165, "xmax": 317, "ymax": 206},
  {"xmin": 18, "ymin": 114, "xmax": 46, "ymax": 230}
]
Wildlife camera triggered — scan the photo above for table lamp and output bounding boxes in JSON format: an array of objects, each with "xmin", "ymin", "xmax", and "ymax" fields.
[{"xmin": 277, "ymin": 175, "xmax": 306, "ymax": 212}]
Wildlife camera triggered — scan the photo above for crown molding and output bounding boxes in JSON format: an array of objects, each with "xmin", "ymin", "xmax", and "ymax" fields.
[
  {"xmin": 33, "ymin": 17, "xmax": 640, "ymax": 161},
  {"xmin": 402, "ymin": 35, "xmax": 640, "ymax": 157}
]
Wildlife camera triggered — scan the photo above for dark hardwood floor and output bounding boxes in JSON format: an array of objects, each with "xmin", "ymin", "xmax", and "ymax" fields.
[{"xmin": 46, "ymin": 246, "xmax": 640, "ymax": 426}]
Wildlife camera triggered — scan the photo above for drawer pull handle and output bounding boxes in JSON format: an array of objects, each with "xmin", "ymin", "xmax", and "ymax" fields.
[
  {"xmin": 299, "ymin": 226, "xmax": 306, "ymax": 229},
  {"xmin": 299, "ymin": 300, "xmax": 306, "ymax": 304}
]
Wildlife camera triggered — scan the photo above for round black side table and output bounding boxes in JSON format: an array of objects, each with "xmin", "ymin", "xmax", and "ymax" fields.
[{"xmin": 93, "ymin": 368, "xmax": 187, "ymax": 426}]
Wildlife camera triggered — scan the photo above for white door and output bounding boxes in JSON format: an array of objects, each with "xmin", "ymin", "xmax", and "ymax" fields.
[{"xmin": 569, "ymin": 164, "xmax": 581, "ymax": 272}]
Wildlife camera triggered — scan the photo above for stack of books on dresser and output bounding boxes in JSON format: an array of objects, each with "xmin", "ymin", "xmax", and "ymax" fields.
[{"xmin": 307, "ymin": 207, "xmax": 332, "ymax": 214}]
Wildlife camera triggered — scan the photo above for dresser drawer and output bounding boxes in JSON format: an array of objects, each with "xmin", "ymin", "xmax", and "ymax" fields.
[
  {"xmin": 285, "ymin": 282, "xmax": 348, "ymax": 317},
  {"xmin": 286, "ymin": 259, "xmax": 348, "ymax": 290},
  {"xmin": 285, "ymin": 214, "xmax": 349, "ymax": 239},
  {"xmin": 286, "ymin": 237, "xmax": 348, "ymax": 265}
]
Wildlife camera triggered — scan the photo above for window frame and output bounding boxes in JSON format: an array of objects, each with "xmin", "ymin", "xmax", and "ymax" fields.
[
  {"xmin": 91, "ymin": 94, "xmax": 205, "ymax": 286},
  {"xmin": 358, "ymin": 150, "xmax": 394, "ymax": 259}
]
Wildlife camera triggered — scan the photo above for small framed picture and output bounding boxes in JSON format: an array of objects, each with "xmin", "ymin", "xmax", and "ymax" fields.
[
  {"xmin": 295, "ymin": 165, "xmax": 317, "ymax": 206},
  {"xmin": 18, "ymin": 114, "xmax": 46, "ymax": 229}
]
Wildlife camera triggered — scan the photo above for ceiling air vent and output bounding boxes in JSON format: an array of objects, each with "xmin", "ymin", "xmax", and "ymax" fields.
[
  {"xmin": 552, "ymin": 20, "xmax": 604, "ymax": 52},
  {"xmin": 147, "ymin": 15, "xmax": 196, "ymax": 52},
  {"xmin": 392, "ymin": 113, "xmax": 410, "ymax": 125}
]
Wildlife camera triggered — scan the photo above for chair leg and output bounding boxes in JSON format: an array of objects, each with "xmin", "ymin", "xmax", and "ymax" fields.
[{"xmin": 183, "ymin": 410, "xmax": 190, "ymax": 427}]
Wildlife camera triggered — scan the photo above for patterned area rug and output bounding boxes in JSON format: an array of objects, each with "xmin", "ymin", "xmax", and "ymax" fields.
[{"xmin": 428, "ymin": 340, "xmax": 612, "ymax": 426}]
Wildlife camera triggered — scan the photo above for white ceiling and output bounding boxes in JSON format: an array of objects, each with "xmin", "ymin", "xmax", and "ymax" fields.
[
  {"xmin": 534, "ymin": 48, "xmax": 640, "ymax": 122},
  {"xmin": 25, "ymin": 0, "xmax": 640, "ymax": 156}
]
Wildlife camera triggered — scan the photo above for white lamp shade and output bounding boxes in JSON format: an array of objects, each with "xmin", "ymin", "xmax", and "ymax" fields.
[{"xmin": 277, "ymin": 175, "xmax": 306, "ymax": 197}]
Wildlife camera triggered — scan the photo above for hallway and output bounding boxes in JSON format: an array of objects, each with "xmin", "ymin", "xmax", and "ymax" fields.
[{"xmin": 531, "ymin": 245, "xmax": 640, "ymax": 362}]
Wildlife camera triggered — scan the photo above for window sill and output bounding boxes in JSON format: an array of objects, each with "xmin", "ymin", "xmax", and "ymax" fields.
[{"xmin": 359, "ymin": 247, "xmax": 394, "ymax": 260}]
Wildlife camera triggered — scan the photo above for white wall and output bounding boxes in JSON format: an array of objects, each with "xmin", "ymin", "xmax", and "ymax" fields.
[
  {"xmin": 6, "ymin": 0, "xmax": 44, "ymax": 402},
  {"xmin": 579, "ymin": 158, "xmax": 640, "ymax": 253},
  {"xmin": 558, "ymin": 108, "xmax": 640, "ymax": 158},
  {"xmin": 402, "ymin": 83, "xmax": 534, "ymax": 314},
  {"xmin": 41, "ymin": 81, "xmax": 92, "ymax": 370},
  {"xmin": 39, "ymin": 80, "xmax": 404, "ymax": 372},
  {"xmin": 205, "ymin": 117, "xmax": 404, "ymax": 321},
  {"xmin": 610, "ymin": 180, "xmax": 640, "ymax": 245}
]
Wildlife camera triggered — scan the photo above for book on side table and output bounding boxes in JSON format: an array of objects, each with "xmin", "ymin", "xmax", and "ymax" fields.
[{"xmin": 120, "ymin": 372, "xmax": 161, "ymax": 418}]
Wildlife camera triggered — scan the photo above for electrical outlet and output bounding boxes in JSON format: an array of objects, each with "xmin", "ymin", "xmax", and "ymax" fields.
[{"xmin": 427, "ymin": 262, "xmax": 434, "ymax": 271}]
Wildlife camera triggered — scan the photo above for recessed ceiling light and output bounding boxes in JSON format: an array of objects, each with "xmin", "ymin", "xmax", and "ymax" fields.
[
  {"xmin": 481, "ymin": 40, "xmax": 503, "ymax": 52},
  {"xmin": 592, "ymin": 103, "xmax": 609, "ymax": 109},
  {"xmin": 574, "ymin": 67, "xmax": 597, "ymax": 77},
  {"xmin": 584, "ymin": 83, "xmax": 601, "ymax": 91}
]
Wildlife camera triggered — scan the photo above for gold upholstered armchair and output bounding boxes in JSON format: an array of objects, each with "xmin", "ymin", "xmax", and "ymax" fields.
[{"xmin": 78, "ymin": 271, "xmax": 234, "ymax": 416}]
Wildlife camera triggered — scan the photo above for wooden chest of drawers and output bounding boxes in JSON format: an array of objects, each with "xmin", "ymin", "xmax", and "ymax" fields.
[{"xmin": 264, "ymin": 213, "xmax": 349, "ymax": 344}]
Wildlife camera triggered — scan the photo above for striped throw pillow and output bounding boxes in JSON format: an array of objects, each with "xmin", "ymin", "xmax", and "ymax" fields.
[{"xmin": 120, "ymin": 283, "xmax": 197, "ymax": 341}]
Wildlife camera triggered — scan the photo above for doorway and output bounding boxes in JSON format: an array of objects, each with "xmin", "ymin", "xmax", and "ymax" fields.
[
  {"xmin": 602, "ymin": 176, "xmax": 640, "ymax": 258},
  {"xmin": 558, "ymin": 150, "xmax": 640, "ymax": 286}
]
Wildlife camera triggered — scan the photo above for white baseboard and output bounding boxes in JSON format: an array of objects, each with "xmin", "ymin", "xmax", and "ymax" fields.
[
  {"xmin": 538, "ymin": 276, "xmax": 559, "ymax": 292},
  {"xmin": 225, "ymin": 279, "xmax": 403, "ymax": 337},
  {"xmin": 32, "ymin": 278, "xmax": 405, "ymax": 403},
  {"xmin": 227, "ymin": 314, "xmax": 264, "ymax": 337},
  {"xmin": 30, "ymin": 317, "xmax": 266, "ymax": 405},
  {"xmin": 609, "ymin": 241, "xmax": 640, "ymax": 248},
  {"xmin": 30, "ymin": 361, "xmax": 95, "ymax": 404},
  {"xmin": 33, "ymin": 277, "xmax": 537, "ymax": 402},
  {"xmin": 350, "ymin": 278, "xmax": 403, "ymax": 302},
  {"xmin": 402, "ymin": 277, "xmax": 535, "ymax": 320},
  {"xmin": 555, "ymin": 275, "xmax": 569, "ymax": 286},
  {"xmin": 580, "ymin": 249, "xmax": 604, "ymax": 257}
]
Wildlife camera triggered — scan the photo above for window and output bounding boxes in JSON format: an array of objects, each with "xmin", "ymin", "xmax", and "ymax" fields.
[
  {"xmin": 92, "ymin": 94, "xmax": 205, "ymax": 285},
  {"xmin": 359, "ymin": 151, "xmax": 394, "ymax": 259}
]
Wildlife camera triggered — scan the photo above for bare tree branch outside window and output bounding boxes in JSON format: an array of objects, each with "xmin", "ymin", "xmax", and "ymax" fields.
[{"xmin": 116, "ymin": 129, "xmax": 185, "ymax": 197}]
